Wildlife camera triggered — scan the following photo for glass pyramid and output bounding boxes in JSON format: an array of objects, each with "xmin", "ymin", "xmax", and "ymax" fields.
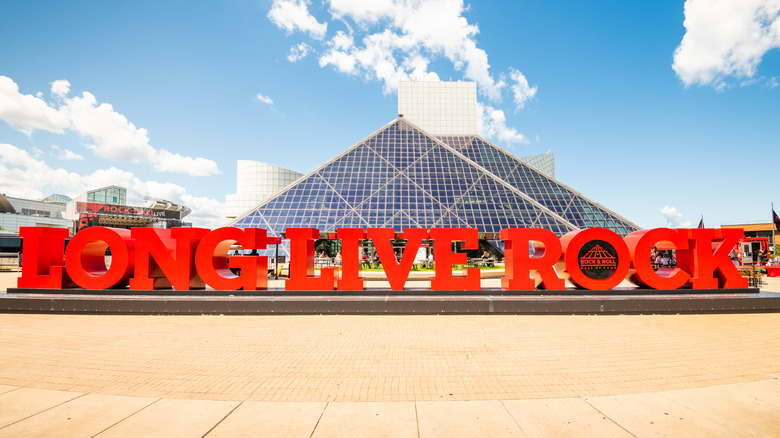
[
  {"xmin": 437, "ymin": 135, "xmax": 638, "ymax": 235},
  {"xmin": 228, "ymin": 118, "xmax": 639, "ymax": 255}
]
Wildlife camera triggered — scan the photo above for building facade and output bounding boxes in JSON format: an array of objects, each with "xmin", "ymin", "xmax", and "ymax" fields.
[
  {"xmin": 225, "ymin": 160, "xmax": 303, "ymax": 220},
  {"xmin": 66, "ymin": 186, "xmax": 191, "ymax": 231},
  {"xmin": 722, "ymin": 222, "xmax": 777, "ymax": 252},
  {"xmin": 397, "ymin": 81, "xmax": 478, "ymax": 136},
  {"xmin": 227, "ymin": 81, "xmax": 639, "ymax": 256},
  {"xmin": 0, "ymin": 193, "xmax": 72, "ymax": 234}
]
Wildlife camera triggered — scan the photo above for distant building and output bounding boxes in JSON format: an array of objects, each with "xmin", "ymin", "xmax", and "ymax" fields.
[
  {"xmin": 722, "ymin": 222, "xmax": 777, "ymax": 251},
  {"xmin": 0, "ymin": 193, "xmax": 72, "ymax": 234},
  {"xmin": 397, "ymin": 81, "xmax": 478, "ymax": 135},
  {"xmin": 84, "ymin": 185, "xmax": 126, "ymax": 205},
  {"xmin": 225, "ymin": 160, "xmax": 303, "ymax": 220},
  {"xmin": 66, "ymin": 186, "xmax": 191, "ymax": 231},
  {"xmin": 1, "ymin": 185, "xmax": 194, "ymax": 235}
]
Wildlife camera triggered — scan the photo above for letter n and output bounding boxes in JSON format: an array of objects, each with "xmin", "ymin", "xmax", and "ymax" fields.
[{"xmin": 130, "ymin": 228, "xmax": 209, "ymax": 290}]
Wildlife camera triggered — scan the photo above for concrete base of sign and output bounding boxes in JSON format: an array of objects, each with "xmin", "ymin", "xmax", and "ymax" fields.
[{"xmin": 2, "ymin": 287, "xmax": 779, "ymax": 315}]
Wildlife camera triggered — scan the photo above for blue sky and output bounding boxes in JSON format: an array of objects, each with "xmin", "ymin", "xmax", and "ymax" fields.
[{"xmin": 0, "ymin": 0, "xmax": 778, "ymax": 229}]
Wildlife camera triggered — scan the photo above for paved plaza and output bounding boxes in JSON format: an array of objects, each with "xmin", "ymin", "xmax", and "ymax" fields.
[{"xmin": 1, "ymin": 272, "xmax": 779, "ymax": 436}]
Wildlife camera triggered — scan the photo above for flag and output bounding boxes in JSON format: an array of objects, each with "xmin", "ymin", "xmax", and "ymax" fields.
[
  {"xmin": 697, "ymin": 216, "xmax": 704, "ymax": 229},
  {"xmin": 773, "ymin": 207, "xmax": 780, "ymax": 229}
]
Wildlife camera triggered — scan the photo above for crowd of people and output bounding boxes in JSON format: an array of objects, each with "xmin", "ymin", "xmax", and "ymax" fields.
[
  {"xmin": 315, "ymin": 249, "xmax": 437, "ymax": 269},
  {"xmin": 650, "ymin": 247, "xmax": 676, "ymax": 270}
]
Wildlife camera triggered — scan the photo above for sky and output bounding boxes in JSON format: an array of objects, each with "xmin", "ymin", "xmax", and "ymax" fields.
[{"xmin": 0, "ymin": 0, "xmax": 778, "ymax": 230}]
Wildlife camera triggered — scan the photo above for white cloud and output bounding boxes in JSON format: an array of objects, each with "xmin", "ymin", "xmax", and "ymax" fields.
[
  {"xmin": 287, "ymin": 42, "xmax": 313, "ymax": 62},
  {"xmin": 61, "ymin": 91, "xmax": 157, "ymax": 163},
  {"xmin": 0, "ymin": 75, "xmax": 69, "ymax": 134},
  {"xmin": 51, "ymin": 79, "xmax": 71, "ymax": 98},
  {"xmin": 256, "ymin": 93, "xmax": 275, "ymax": 106},
  {"xmin": 276, "ymin": 0, "xmax": 524, "ymax": 101},
  {"xmin": 0, "ymin": 143, "xmax": 87, "ymax": 199},
  {"xmin": 660, "ymin": 205, "xmax": 693, "ymax": 228},
  {"xmin": 0, "ymin": 76, "xmax": 220, "ymax": 176},
  {"xmin": 51, "ymin": 145, "xmax": 84, "ymax": 161},
  {"xmin": 180, "ymin": 194, "xmax": 228, "ymax": 229},
  {"xmin": 0, "ymin": 143, "xmax": 225, "ymax": 228},
  {"xmin": 151, "ymin": 149, "xmax": 221, "ymax": 176},
  {"xmin": 509, "ymin": 68, "xmax": 537, "ymax": 109},
  {"xmin": 319, "ymin": 48, "xmax": 358, "ymax": 74},
  {"xmin": 319, "ymin": 30, "xmax": 359, "ymax": 73},
  {"xmin": 268, "ymin": 1, "xmax": 536, "ymax": 145},
  {"xmin": 268, "ymin": 0, "xmax": 328, "ymax": 40},
  {"xmin": 331, "ymin": 29, "xmax": 355, "ymax": 51},
  {"xmin": 328, "ymin": 0, "xmax": 396, "ymax": 23},
  {"xmin": 477, "ymin": 103, "xmax": 528, "ymax": 146},
  {"xmin": 61, "ymin": 90, "xmax": 220, "ymax": 175},
  {"xmin": 673, "ymin": 0, "xmax": 780, "ymax": 90}
]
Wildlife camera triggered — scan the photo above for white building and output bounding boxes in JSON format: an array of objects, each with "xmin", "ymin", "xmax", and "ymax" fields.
[
  {"xmin": 397, "ymin": 80, "xmax": 478, "ymax": 135},
  {"xmin": 225, "ymin": 160, "xmax": 303, "ymax": 220},
  {"xmin": 398, "ymin": 80, "xmax": 554, "ymax": 178},
  {"xmin": 0, "ymin": 193, "xmax": 72, "ymax": 234}
]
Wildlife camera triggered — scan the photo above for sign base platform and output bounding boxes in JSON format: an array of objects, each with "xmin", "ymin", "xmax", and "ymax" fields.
[{"xmin": 2, "ymin": 288, "xmax": 779, "ymax": 315}]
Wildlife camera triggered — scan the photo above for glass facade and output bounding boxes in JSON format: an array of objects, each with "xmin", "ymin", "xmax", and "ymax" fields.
[
  {"xmin": 519, "ymin": 151, "xmax": 555, "ymax": 178},
  {"xmin": 229, "ymin": 119, "xmax": 640, "ymax": 255},
  {"xmin": 86, "ymin": 186, "xmax": 126, "ymax": 206},
  {"xmin": 438, "ymin": 135, "xmax": 638, "ymax": 235}
]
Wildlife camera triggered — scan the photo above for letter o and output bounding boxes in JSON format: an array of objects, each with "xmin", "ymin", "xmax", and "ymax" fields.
[
  {"xmin": 561, "ymin": 228, "xmax": 630, "ymax": 290},
  {"xmin": 65, "ymin": 227, "xmax": 135, "ymax": 289},
  {"xmin": 624, "ymin": 228, "xmax": 690, "ymax": 289}
]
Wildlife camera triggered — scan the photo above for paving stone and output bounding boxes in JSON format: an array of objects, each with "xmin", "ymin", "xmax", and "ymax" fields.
[
  {"xmin": 94, "ymin": 398, "xmax": 239, "ymax": 438},
  {"xmin": 0, "ymin": 276, "xmax": 779, "ymax": 436},
  {"xmin": 732, "ymin": 379, "xmax": 780, "ymax": 408},
  {"xmin": 0, "ymin": 393, "xmax": 157, "ymax": 438},
  {"xmin": 417, "ymin": 400, "xmax": 523, "ymax": 437},
  {"xmin": 1, "ymin": 313, "xmax": 779, "ymax": 402},
  {"xmin": 502, "ymin": 397, "xmax": 632, "ymax": 437},
  {"xmin": 206, "ymin": 401, "xmax": 326, "ymax": 438},
  {"xmin": 0, "ymin": 385, "xmax": 16, "ymax": 395},
  {"xmin": 311, "ymin": 402, "xmax": 417, "ymax": 438},
  {"xmin": 0, "ymin": 388, "xmax": 83, "ymax": 429},
  {"xmin": 584, "ymin": 392, "xmax": 731, "ymax": 437},
  {"xmin": 657, "ymin": 381, "xmax": 780, "ymax": 436}
]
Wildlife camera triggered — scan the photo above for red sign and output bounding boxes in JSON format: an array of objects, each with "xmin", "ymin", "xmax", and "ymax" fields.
[{"xmin": 16, "ymin": 226, "xmax": 748, "ymax": 292}]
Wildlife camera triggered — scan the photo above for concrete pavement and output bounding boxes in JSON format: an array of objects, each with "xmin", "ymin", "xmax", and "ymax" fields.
[{"xmin": 1, "ymin": 272, "xmax": 779, "ymax": 436}]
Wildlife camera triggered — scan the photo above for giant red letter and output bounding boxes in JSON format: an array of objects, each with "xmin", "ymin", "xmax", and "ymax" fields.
[
  {"xmin": 500, "ymin": 228, "xmax": 564, "ymax": 290},
  {"xmin": 17, "ymin": 227, "xmax": 71, "ymax": 289},
  {"xmin": 64, "ymin": 227, "xmax": 135, "ymax": 289},
  {"xmin": 285, "ymin": 228, "xmax": 337, "ymax": 290},
  {"xmin": 130, "ymin": 228, "xmax": 209, "ymax": 290},
  {"xmin": 676, "ymin": 228, "xmax": 747, "ymax": 289},
  {"xmin": 430, "ymin": 228, "xmax": 480, "ymax": 291},
  {"xmin": 336, "ymin": 228, "xmax": 366, "ymax": 291},
  {"xmin": 194, "ymin": 227, "xmax": 268, "ymax": 290},
  {"xmin": 560, "ymin": 228, "xmax": 630, "ymax": 290},
  {"xmin": 624, "ymin": 228, "xmax": 690, "ymax": 290},
  {"xmin": 368, "ymin": 228, "xmax": 428, "ymax": 290}
]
